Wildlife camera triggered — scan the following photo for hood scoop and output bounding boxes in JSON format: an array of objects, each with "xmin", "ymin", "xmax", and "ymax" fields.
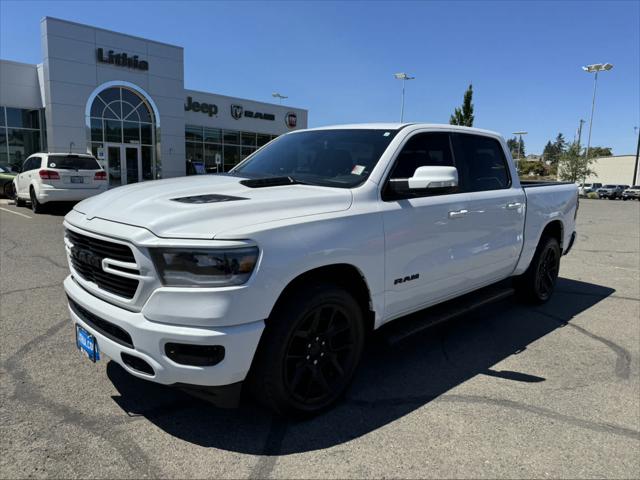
[
  {"xmin": 240, "ymin": 176, "xmax": 297, "ymax": 188},
  {"xmin": 171, "ymin": 194, "xmax": 248, "ymax": 204}
]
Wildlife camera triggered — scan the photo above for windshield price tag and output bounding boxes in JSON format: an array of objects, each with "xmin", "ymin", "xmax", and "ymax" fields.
[{"xmin": 351, "ymin": 165, "xmax": 365, "ymax": 175}]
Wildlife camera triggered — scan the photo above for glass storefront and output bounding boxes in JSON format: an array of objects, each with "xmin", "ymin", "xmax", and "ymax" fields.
[
  {"xmin": 87, "ymin": 86, "xmax": 157, "ymax": 186},
  {"xmin": 185, "ymin": 124, "xmax": 278, "ymax": 174},
  {"xmin": 0, "ymin": 106, "xmax": 45, "ymax": 171}
]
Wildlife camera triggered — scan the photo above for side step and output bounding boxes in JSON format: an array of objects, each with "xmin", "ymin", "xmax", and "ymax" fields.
[{"xmin": 382, "ymin": 280, "xmax": 515, "ymax": 346}]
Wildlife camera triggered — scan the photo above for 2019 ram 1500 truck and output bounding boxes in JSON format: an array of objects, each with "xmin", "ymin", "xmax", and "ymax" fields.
[{"xmin": 63, "ymin": 124, "xmax": 578, "ymax": 416}]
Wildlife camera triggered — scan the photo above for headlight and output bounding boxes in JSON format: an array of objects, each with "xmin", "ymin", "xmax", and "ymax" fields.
[{"xmin": 150, "ymin": 247, "xmax": 259, "ymax": 287}]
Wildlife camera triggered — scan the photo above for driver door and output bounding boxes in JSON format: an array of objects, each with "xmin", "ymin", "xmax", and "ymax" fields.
[{"xmin": 380, "ymin": 132, "xmax": 472, "ymax": 320}]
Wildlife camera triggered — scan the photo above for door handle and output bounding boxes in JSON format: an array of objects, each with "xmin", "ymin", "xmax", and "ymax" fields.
[
  {"xmin": 506, "ymin": 202, "xmax": 522, "ymax": 210},
  {"xmin": 448, "ymin": 209, "xmax": 468, "ymax": 219}
]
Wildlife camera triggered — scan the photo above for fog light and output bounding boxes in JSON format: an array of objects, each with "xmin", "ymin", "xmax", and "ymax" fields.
[{"xmin": 165, "ymin": 343, "xmax": 225, "ymax": 367}]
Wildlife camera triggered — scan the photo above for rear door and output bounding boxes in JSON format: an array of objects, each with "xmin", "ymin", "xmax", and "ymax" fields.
[
  {"xmin": 46, "ymin": 155, "xmax": 102, "ymax": 189},
  {"xmin": 451, "ymin": 133, "xmax": 525, "ymax": 284}
]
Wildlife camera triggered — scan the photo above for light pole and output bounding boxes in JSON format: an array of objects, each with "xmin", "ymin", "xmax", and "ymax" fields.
[
  {"xmin": 512, "ymin": 131, "xmax": 527, "ymax": 172},
  {"xmin": 393, "ymin": 72, "xmax": 415, "ymax": 122},
  {"xmin": 633, "ymin": 126, "xmax": 639, "ymax": 185},
  {"xmin": 272, "ymin": 92, "xmax": 288, "ymax": 104},
  {"xmin": 582, "ymin": 63, "xmax": 613, "ymax": 184}
]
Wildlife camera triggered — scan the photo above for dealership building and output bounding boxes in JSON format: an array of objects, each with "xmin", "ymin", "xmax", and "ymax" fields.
[{"xmin": 0, "ymin": 17, "xmax": 307, "ymax": 186}]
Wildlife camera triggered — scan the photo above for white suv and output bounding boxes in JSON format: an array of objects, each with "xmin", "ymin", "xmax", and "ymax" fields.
[{"xmin": 14, "ymin": 153, "xmax": 108, "ymax": 213}]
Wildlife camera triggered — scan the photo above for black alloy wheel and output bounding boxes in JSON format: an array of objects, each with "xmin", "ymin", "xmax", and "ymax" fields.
[
  {"xmin": 515, "ymin": 236, "xmax": 561, "ymax": 304},
  {"xmin": 249, "ymin": 283, "xmax": 365, "ymax": 416},
  {"xmin": 284, "ymin": 303, "xmax": 358, "ymax": 406},
  {"xmin": 534, "ymin": 244, "xmax": 559, "ymax": 302}
]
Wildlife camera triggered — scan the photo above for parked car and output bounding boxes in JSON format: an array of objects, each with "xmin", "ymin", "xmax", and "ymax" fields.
[
  {"xmin": 63, "ymin": 124, "xmax": 578, "ymax": 416},
  {"xmin": 0, "ymin": 165, "xmax": 18, "ymax": 198},
  {"xmin": 13, "ymin": 153, "xmax": 108, "ymax": 213},
  {"xmin": 579, "ymin": 182, "xmax": 602, "ymax": 196},
  {"xmin": 622, "ymin": 185, "xmax": 640, "ymax": 200},
  {"xmin": 597, "ymin": 184, "xmax": 625, "ymax": 199}
]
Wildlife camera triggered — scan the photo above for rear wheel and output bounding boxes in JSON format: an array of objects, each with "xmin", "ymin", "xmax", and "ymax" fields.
[
  {"xmin": 515, "ymin": 236, "xmax": 561, "ymax": 304},
  {"xmin": 249, "ymin": 283, "xmax": 365, "ymax": 416},
  {"xmin": 30, "ymin": 187, "xmax": 44, "ymax": 214}
]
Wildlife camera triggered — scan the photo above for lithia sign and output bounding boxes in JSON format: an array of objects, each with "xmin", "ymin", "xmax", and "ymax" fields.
[{"xmin": 96, "ymin": 48, "xmax": 149, "ymax": 71}]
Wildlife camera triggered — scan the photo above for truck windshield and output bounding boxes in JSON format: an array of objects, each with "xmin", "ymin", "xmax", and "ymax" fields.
[{"xmin": 231, "ymin": 129, "xmax": 398, "ymax": 188}]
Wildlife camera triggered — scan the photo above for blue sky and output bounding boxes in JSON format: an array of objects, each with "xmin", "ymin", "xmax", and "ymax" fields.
[{"xmin": 1, "ymin": 0, "xmax": 638, "ymax": 154}]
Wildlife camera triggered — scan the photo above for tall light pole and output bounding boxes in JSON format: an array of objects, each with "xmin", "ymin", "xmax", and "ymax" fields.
[
  {"xmin": 393, "ymin": 72, "xmax": 415, "ymax": 122},
  {"xmin": 272, "ymin": 92, "xmax": 288, "ymax": 104},
  {"xmin": 582, "ymin": 63, "xmax": 613, "ymax": 184},
  {"xmin": 512, "ymin": 131, "xmax": 527, "ymax": 172},
  {"xmin": 633, "ymin": 126, "xmax": 639, "ymax": 185}
]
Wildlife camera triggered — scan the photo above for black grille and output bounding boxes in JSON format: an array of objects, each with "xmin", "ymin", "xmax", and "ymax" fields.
[
  {"xmin": 68, "ymin": 296, "xmax": 134, "ymax": 348},
  {"xmin": 66, "ymin": 229, "xmax": 139, "ymax": 299}
]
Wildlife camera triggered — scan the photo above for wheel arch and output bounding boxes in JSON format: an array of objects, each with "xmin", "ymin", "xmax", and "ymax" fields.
[
  {"xmin": 268, "ymin": 263, "xmax": 375, "ymax": 334},
  {"xmin": 540, "ymin": 219, "xmax": 564, "ymax": 251}
]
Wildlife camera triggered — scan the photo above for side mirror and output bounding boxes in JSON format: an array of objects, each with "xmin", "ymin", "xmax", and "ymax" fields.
[{"xmin": 408, "ymin": 166, "xmax": 458, "ymax": 190}]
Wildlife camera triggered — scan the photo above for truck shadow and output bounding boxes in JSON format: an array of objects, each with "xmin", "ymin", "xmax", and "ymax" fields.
[{"xmin": 106, "ymin": 277, "xmax": 617, "ymax": 455}]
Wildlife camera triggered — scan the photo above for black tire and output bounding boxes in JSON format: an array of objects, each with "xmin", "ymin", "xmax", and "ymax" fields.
[
  {"xmin": 30, "ymin": 187, "xmax": 44, "ymax": 214},
  {"xmin": 515, "ymin": 236, "xmax": 561, "ymax": 304},
  {"xmin": 14, "ymin": 185, "xmax": 26, "ymax": 206},
  {"xmin": 248, "ymin": 283, "xmax": 365, "ymax": 417},
  {"xmin": 3, "ymin": 181, "xmax": 15, "ymax": 199}
]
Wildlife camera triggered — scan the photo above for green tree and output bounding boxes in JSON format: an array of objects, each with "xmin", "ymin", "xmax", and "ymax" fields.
[
  {"xmin": 542, "ymin": 141, "xmax": 556, "ymax": 163},
  {"xmin": 558, "ymin": 141, "xmax": 596, "ymax": 182},
  {"xmin": 554, "ymin": 133, "xmax": 567, "ymax": 154},
  {"xmin": 507, "ymin": 136, "xmax": 525, "ymax": 159},
  {"xmin": 586, "ymin": 146, "xmax": 613, "ymax": 158},
  {"xmin": 449, "ymin": 84, "xmax": 474, "ymax": 127}
]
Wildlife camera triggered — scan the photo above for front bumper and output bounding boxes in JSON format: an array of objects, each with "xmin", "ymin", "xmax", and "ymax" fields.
[{"xmin": 64, "ymin": 275, "xmax": 265, "ymax": 389}]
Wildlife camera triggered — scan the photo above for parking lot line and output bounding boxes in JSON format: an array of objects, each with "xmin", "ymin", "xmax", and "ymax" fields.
[{"xmin": 0, "ymin": 207, "xmax": 32, "ymax": 219}]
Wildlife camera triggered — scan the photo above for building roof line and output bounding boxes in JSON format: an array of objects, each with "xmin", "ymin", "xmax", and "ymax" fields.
[{"xmin": 41, "ymin": 16, "xmax": 184, "ymax": 50}]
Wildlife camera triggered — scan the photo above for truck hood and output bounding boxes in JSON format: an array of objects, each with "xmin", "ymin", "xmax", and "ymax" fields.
[{"xmin": 73, "ymin": 175, "xmax": 353, "ymax": 239}]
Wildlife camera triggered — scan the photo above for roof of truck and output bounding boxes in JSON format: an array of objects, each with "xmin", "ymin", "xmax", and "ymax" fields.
[{"xmin": 304, "ymin": 123, "xmax": 502, "ymax": 137}]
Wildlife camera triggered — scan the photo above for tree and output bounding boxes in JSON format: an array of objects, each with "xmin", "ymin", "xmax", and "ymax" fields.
[
  {"xmin": 586, "ymin": 146, "xmax": 613, "ymax": 158},
  {"xmin": 449, "ymin": 84, "xmax": 474, "ymax": 127},
  {"xmin": 558, "ymin": 141, "xmax": 596, "ymax": 182},
  {"xmin": 554, "ymin": 133, "xmax": 567, "ymax": 155},
  {"xmin": 542, "ymin": 140, "xmax": 556, "ymax": 163},
  {"xmin": 507, "ymin": 136, "xmax": 525, "ymax": 159},
  {"xmin": 542, "ymin": 133, "xmax": 567, "ymax": 167}
]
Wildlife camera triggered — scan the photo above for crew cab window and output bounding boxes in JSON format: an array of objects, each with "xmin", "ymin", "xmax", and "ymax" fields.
[
  {"xmin": 388, "ymin": 132, "xmax": 454, "ymax": 179},
  {"xmin": 452, "ymin": 134, "xmax": 510, "ymax": 192}
]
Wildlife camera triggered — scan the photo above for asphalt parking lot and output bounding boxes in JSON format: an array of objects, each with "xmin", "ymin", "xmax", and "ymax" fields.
[{"xmin": 1, "ymin": 198, "xmax": 639, "ymax": 479}]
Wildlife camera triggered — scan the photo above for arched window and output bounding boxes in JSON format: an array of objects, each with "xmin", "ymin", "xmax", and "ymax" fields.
[{"xmin": 87, "ymin": 86, "xmax": 157, "ymax": 181}]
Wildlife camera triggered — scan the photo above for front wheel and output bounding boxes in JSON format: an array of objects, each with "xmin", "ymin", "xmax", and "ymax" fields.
[
  {"xmin": 249, "ymin": 283, "xmax": 365, "ymax": 417},
  {"xmin": 515, "ymin": 236, "xmax": 561, "ymax": 304}
]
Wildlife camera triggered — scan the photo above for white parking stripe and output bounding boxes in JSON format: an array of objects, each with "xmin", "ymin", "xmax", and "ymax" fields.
[{"xmin": 0, "ymin": 207, "xmax": 32, "ymax": 219}]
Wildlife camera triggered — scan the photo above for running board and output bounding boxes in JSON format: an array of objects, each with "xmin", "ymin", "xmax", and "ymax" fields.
[{"xmin": 382, "ymin": 281, "xmax": 515, "ymax": 346}]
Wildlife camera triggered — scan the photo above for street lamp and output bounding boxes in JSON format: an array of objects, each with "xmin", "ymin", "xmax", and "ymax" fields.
[
  {"xmin": 393, "ymin": 72, "xmax": 415, "ymax": 122},
  {"xmin": 272, "ymin": 92, "xmax": 288, "ymax": 104},
  {"xmin": 512, "ymin": 131, "xmax": 528, "ymax": 171},
  {"xmin": 582, "ymin": 63, "xmax": 613, "ymax": 182}
]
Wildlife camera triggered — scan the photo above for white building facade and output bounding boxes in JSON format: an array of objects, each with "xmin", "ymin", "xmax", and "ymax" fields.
[
  {"xmin": 0, "ymin": 17, "xmax": 307, "ymax": 186},
  {"xmin": 583, "ymin": 155, "xmax": 639, "ymax": 186}
]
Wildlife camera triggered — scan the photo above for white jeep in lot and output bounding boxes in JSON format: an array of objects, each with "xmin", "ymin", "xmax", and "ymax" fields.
[
  {"xmin": 63, "ymin": 124, "xmax": 578, "ymax": 415},
  {"xmin": 14, "ymin": 153, "xmax": 107, "ymax": 213}
]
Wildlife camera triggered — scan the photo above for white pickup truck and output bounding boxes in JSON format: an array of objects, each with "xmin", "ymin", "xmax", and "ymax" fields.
[{"xmin": 63, "ymin": 124, "xmax": 578, "ymax": 415}]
